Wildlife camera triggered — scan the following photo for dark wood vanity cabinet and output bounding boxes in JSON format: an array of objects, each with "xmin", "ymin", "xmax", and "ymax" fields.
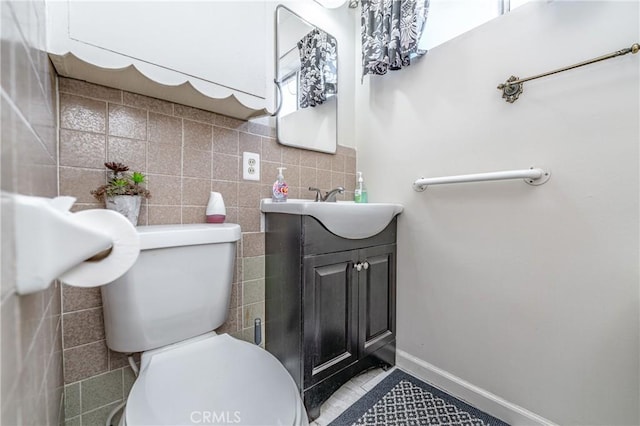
[{"xmin": 265, "ymin": 214, "xmax": 397, "ymax": 420}]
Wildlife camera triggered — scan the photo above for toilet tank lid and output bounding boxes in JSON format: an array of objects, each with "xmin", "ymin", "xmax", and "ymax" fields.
[{"xmin": 136, "ymin": 223, "xmax": 241, "ymax": 250}]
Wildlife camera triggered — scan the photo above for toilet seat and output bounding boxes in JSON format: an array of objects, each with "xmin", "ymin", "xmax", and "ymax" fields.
[{"xmin": 125, "ymin": 333, "xmax": 306, "ymax": 425}]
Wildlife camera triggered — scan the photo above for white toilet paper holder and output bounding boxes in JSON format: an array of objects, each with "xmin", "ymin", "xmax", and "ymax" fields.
[{"xmin": 6, "ymin": 193, "xmax": 140, "ymax": 295}]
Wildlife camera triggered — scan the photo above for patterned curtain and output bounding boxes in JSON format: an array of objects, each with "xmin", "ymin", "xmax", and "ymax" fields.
[
  {"xmin": 297, "ymin": 28, "xmax": 338, "ymax": 108},
  {"xmin": 361, "ymin": 0, "xmax": 429, "ymax": 78}
]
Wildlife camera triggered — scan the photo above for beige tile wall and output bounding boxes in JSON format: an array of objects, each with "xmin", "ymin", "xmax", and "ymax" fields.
[
  {"xmin": 57, "ymin": 77, "xmax": 357, "ymax": 424},
  {"xmin": 1, "ymin": 0, "xmax": 63, "ymax": 425}
]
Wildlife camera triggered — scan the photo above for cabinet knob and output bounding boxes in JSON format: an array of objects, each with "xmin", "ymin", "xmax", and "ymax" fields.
[
  {"xmin": 363, "ymin": 261, "xmax": 369, "ymax": 270},
  {"xmin": 355, "ymin": 262, "xmax": 362, "ymax": 272}
]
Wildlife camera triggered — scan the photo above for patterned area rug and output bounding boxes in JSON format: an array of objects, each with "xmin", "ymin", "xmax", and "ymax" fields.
[{"xmin": 328, "ymin": 369, "xmax": 509, "ymax": 426}]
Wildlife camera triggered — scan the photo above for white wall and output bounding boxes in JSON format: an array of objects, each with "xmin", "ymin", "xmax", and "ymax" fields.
[{"xmin": 355, "ymin": 1, "xmax": 639, "ymax": 424}]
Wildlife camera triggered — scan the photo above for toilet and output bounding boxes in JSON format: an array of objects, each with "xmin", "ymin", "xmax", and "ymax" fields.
[{"xmin": 101, "ymin": 223, "xmax": 308, "ymax": 426}]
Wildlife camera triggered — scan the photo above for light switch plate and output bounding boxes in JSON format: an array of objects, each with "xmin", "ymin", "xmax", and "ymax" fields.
[{"xmin": 242, "ymin": 152, "xmax": 260, "ymax": 181}]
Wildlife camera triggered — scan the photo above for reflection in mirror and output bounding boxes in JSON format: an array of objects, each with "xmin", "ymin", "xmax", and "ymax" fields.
[{"xmin": 276, "ymin": 5, "xmax": 338, "ymax": 153}]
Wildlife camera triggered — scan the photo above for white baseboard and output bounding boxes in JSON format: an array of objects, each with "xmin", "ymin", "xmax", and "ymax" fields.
[{"xmin": 396, "ymin": 349, "xmax": 556, "ymax": 426}]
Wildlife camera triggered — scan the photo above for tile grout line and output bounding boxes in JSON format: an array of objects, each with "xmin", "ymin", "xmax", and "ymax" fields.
[
  {"xmin": 56, "ymin": 76, "xmax": 61, "ymax": 198},
  {"xmin": 144, "ymin": 109, "xmax": 150, "ymax": 225},
  {"xmin": 180, "ymin": 117, "xmax": 184, "ymax": 224}
]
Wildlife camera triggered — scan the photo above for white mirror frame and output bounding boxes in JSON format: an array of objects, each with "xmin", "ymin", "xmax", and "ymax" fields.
[{"xmin": 274, "ymin": 5, "xmax": 338, "ymax": 154}]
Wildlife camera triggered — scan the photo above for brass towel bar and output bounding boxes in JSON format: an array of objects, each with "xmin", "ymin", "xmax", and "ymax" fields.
[{"xmin": 498, "ymin": 43, "xmax": 639, "ymax": 103}]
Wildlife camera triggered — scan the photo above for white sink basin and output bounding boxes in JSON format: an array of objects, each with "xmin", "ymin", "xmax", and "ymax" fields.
[{"xmin": 260, "ymin": 198, "xmax": 403, "ymax": 239}]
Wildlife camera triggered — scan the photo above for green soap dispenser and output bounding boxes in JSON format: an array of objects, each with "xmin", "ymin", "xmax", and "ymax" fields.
[{"xmin": 354, "ymin": 171, "xmax": 368, "ymax": 203}]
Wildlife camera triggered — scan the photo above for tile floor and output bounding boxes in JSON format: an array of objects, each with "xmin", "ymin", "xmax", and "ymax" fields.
[{"xmin": 310, "ymin": 367, "xmax": 397, "ymax": 426}]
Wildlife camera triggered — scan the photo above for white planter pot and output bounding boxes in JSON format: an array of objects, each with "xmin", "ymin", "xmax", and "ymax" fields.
[{"xmin": 105, "ymin": 195, "xmax": 142, "ymax": 226}]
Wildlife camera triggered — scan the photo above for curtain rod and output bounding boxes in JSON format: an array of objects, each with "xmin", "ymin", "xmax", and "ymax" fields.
[
  {"xmin": 498, "ymin": 43, "xmax": 639, "ymax": 103},
  {"xmin": 413, "ymin": 167, "xmax": 551, "ymax": 192}
]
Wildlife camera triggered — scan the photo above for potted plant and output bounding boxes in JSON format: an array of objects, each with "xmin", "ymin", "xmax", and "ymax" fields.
[{"xmin": 91, "ymin": 162, "xmax": 151, "ymax": 226}]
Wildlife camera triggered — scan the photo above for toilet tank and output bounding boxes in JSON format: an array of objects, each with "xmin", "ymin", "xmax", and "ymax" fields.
[{"xmin": 101, "ymin": 223, "xmax": 241, "ymax": 353}]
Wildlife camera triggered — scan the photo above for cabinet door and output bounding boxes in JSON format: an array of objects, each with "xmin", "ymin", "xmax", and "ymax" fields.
[
  {"xmin": 303, "ymin": 251, "xmax": 359, "ymax": 387},
  {"xmin": 359, "ymin": 244, "xmax": 396, "ymax": 357}
]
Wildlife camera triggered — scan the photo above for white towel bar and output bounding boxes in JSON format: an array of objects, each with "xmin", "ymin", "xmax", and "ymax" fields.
[{"xmin": 413, "ymin": 167, "xmax": 551, "ymax": 192}]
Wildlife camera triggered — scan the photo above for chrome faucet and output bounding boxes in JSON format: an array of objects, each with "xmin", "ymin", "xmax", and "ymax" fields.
[
  {"xmin": 324, "ymin": 186, "xmax": 345, "ymax": 202},
  {"xmin": 308, "ymin": 186, "xmax": 345, "ymax": 202}
]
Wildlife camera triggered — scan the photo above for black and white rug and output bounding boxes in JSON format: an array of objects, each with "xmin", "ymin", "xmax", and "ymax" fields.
[{"xmin": 328, "ymin": 369, "xmax": 509, "ymax": 426}]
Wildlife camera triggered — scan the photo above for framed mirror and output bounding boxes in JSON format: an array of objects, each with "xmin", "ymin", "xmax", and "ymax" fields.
[{"xmin": 275, "ymin": 5, "xmax": 338, "ymax": 153}]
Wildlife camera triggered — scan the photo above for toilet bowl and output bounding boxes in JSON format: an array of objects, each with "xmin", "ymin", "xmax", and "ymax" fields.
[
  {"xmin": 101, "ymin": 224, "xmax": 308, "ymax": 425},
  {"xmin": 121, "ymin": 333, "xmax": 306, "ymax": 425}
]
